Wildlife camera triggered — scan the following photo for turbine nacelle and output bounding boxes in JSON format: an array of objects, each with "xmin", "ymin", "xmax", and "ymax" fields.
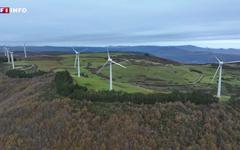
[
  {"xmin": 215, "ymin": 57, "xmax": 224, "ymax": 65},
  {"xmin": 73, "ymin": 47, "xmax": 88, "ymax": 54},
  {"xmin": 72, "ymin": 48, "xmax": 79, "ymax": 54}
]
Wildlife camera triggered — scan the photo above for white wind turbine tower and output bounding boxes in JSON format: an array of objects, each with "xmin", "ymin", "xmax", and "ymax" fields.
[
  {"xmin": 72, "ymin": 48, "xmax": 80, "ymax": 77},
  {"xmin": 24, "ymin": 43, "xmax": 27, "ymax": 58},
  {"xmin": 6, "ymin": 48, "xmax": 10, "ymax": 63},
  {"xmin": 72, "ymin": 48, "xmax": 81, "ymax": 77},
  {"xmin": 4, "ymin": 47, "xmax": 7, "ymax": 57},
  {"xmin": 10, "ymin": 51, "xmax": 15, "ymax": 69},
  {"xmin": 3, "ymin": 47, "xmax": 7, "ymax": 56},
  {"xmin": 72, "ymin": 48, "xmax": 88, "ymax": 77},
  {"xmin": 212, "ymin": 57, "xmax": 240, "ymax": 98},
  {"xmin": 97, "ymin": 48, "xmax": 127, "ymax": 91},
  {"xmin": 73, "ymin": 48, "xmax": 78, "ymax": 68}
]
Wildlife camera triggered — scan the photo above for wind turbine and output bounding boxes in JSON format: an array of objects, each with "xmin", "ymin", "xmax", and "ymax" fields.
[
  {"xmin": 72, "ymin": 48, "xmax": 80, "ymax": 77},
  {"xmin": 212, "ymin": 57, "xmax": 240, "ymax": 98},
  {"xmin": 24, "ymin": 43, "xmax": 27, "ymax": 58},
  {"xmin": 6, "ymin": 48, "xmax": 10, "ymax": 63},
  {"xmin": 72, "ymin": 48, "xmax": 88, "ymax": 77},
  {"xmin": 73, "ymin": 48, "xmax": 78, "ymax": 68},
  {"xmin": 4, "ymin": 47, "xmax": 7, "ymax": 57},
  {"xmin": 3, "ymin": 47, "xmax": 7, "ymax": 56},
  {"xmin": 97, "ymin": 48, "xmax": 127, "ymax": 91},
  {"xmin": 10, "ymin": 51, "xmax": 15, "ymax": 69}
]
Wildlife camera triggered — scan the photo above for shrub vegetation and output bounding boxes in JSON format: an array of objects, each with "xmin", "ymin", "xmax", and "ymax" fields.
[{"xmin": 6, "ymin": 69, "xmax": 46, "ymax": 78}]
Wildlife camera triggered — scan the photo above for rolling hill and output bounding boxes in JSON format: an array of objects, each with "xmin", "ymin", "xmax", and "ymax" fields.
[
  {"xmin": 4, "ymin": 52, "xmax": 237, "ymax": 100},
  {"xmin": 1, "ymin": 51, "xmax": 240, "ymax": 149},
  {"xmin": 3, "ymin": 45, "xmax": 240, "ymax": 64}
]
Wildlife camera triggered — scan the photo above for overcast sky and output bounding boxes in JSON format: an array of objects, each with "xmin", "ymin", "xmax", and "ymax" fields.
[{"xmin": 1, "ymin": 0, "xmax": 240, "ymax": 48}]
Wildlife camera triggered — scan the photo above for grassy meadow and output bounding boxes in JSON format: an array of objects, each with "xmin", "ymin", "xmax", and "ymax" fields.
[{"xmin": 9, "ymin": 52, "xmax": 240, "ymax": 99}]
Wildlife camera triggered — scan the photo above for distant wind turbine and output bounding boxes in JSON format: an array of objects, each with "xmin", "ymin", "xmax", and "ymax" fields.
[
  {"xmin": 10, "ymin": 51, "xmax": 15, "ymax": 69},
  {"xmin": 72, "ymin": 48, "xmax": 87, "ymax": 77},
  {"xmin": 212, "ymin": 57, "xmax": 240, "ymax": 98},
  {"xmin": 97, "ymin": 48, "xmax": 126, "ymax": 91},
  {"xmin": 6, "ymin": 48, "xmax": 10, "ymax": 63},
  {"xmin": 3, "ymin": 47, "xmax": 7, "ymax": 56},
  {"xmin": 24, "ymin": 43, "xmax": 27, "ymax": 58},
  {"xmin": 72, "ymin": 48, "xmax": 80, "ymax": 77}
]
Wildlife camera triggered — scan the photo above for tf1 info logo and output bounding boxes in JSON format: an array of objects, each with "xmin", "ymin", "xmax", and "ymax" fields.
[{"xmin": 0, "ymin": 7, "xmax": 28, "ymax": 14}]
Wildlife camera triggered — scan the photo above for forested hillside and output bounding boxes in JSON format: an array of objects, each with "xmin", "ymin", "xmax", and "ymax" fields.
[{"xmin": 0, "ymin": 73, "xmax": 240, "ymax": 149}]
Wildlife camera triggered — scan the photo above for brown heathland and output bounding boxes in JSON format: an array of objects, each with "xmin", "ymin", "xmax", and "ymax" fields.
[{"xmin": 0, "ymin": 73, "xmax": 239, "ymax": 150}]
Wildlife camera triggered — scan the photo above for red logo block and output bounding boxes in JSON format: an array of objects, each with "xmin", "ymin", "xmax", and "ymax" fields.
[{"xmin": 0, "ymin": 7, "xmax": 10, "ymax": 14}]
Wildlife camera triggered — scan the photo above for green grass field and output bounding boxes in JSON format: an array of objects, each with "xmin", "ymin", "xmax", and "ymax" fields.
[{"xmin": 12, "ymin": 52, "xmax": 240, "ymax": 99}]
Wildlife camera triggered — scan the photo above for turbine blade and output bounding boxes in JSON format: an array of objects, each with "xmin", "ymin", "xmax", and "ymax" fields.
[
  {"xmin": 211, "ymin": 65, "xmax": 220, "ymax": 82},
  {"xmin": 224, "ymin": 61, "xmax": 240, "ymax": 64},
  {"xmin": 72, "ymin": 48, "xmax": 78, "ymax": 54},
  {"xmin": 111, "ymin": 60, "xmax": 127, "ymax": 68},
  {"xmin": 107, "ymin": 48, "xmax": 110, "ymax": 59},
  {"xmin": 97, "ymin": 61, "xmax": 109, "ymax": 74},
  {"xmin": 80, "ymin": 48, "xmax": 88, "ymax": 53},
  {"xmin": 215, "ymin": 56, "xmax": 221, "ymax": 63}
]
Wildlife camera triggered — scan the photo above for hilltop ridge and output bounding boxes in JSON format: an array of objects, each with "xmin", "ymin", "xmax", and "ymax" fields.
[{"xmin": 3, "ymin": 45, "xmax": 240, "ymax": 64}]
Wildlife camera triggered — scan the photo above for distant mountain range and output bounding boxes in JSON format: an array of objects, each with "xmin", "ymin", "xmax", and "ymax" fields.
[{"xmin": 3, "ymin": 45, "xmax": 240, "ymax": 64}]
